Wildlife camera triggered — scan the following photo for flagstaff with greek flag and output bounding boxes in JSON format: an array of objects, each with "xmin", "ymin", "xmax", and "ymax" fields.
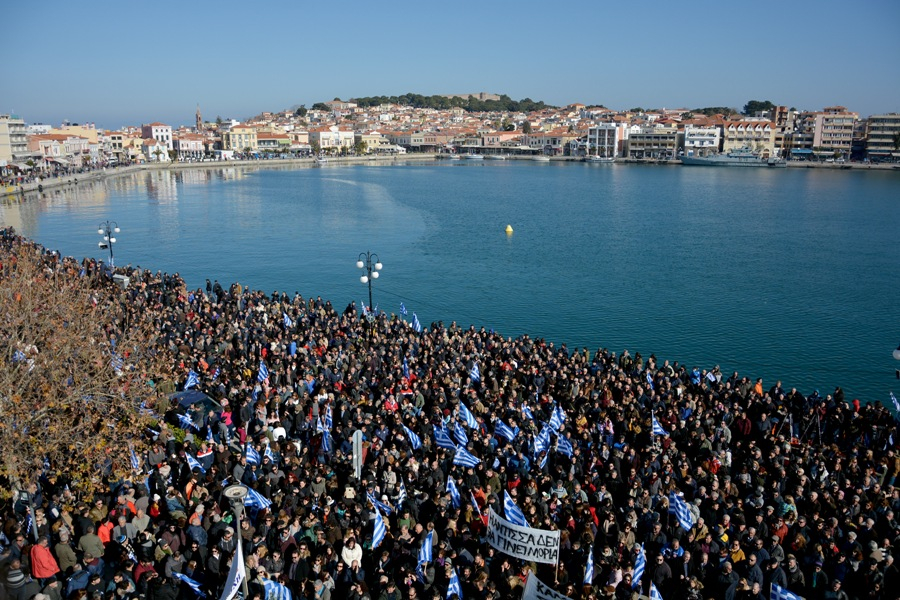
[
  {"xmin": 257, "ymin": 360, "xmax": 269, "ymax": 383},
  {"xmin": 668, "ymin": 491, "xmax": 694, "ymax": 532},
  {"xmin": 502, "ymin": 490, "xmax": 528, "ymax": 526},
  {"xmin": 219, "ymin": 535, "xmax": 246, "ymax": 600},
  {"xmin": 469, "ymin": 362, "xmax": 480, "ymax": 383},
  {"xmin": 447, "ymin": 566, "xmax": 462, "ymax": 599},
  {"xmin": 433, "ymin": 425, "xmax": 456, "ymax": 450},
  {"xmin": 649, "ymin": 582, "xmax": 664, "ymax": 600},
  {"xmin": 632, "ymin": 544, "xmax": 646, "ymax": 589},
  {"xmin": 372, "ymin": 504, "xmax": 387, "ymax": 549},
  {"xmin": 186, "ymin": 453, "xmax": 206, "ymax": 474},
  {"xmin": 584, "ymin": 543, "xmax": 594, "ymax": 586},
  {"xmin": 404, "ymin": 425, "xmax": 422, "ymax": 450},
  {"xmin": 447, "ymin": 476, "xmax": 461, "ymax": 509},
  {"xmin": 244, "ymin": 487, "xmax": 272, "ymax": 511},
  {"xmin": 453, "ymin": 445, "xmax": 481, "ymax": 467},
  {"xmin": 652, "ymin": 413, "xmax": 668, "ymax": 436},
  {"xmin": 453, "ymin": 420, "xmax": 468, "ymax": 446},
  {"xmin": 395, "ymin": 481, "xmax": 407, "ymax": 512},
  {"xmin": 459, "ymin": 402, "xmax": 478, "ymax": 429},
  {"xmin": 185, "ymin": 370, "xmax": 200, "ymax": 390},
  {"xmin": 412, "ymin": 313, "xmax": 422, "ymax": 333},
  {"xmin": 770, "ymin": 583, "xmax": 804, "ymax": 600},
  {"xmin": 262, "ymin": 577, "xmax": 292, "ymax": 600},
  {"xmin": 419, "ymin": 530, "xmax": 433, "ymax": 565}
]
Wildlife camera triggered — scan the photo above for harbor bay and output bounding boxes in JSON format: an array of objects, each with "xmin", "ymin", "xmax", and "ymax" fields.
[{"xmin": 3, "ymin": 160, "xmax": 899, "ymax": 404}]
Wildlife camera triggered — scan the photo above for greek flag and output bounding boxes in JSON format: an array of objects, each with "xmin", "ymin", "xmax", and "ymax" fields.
[
  {"xmin": 245, "ymin": 444, "xmax": 261, "ymax": 465},
  {"xmin": 23, "ymin": 512, "xmax": 33, "ymax": 539},
  {"xmin": 632, "ymin": 544, "xmax": 646, "ymax": 589},
  {"xmin": 244, "ymin": 487, "xmax": 273, "ymax": 510},
  {"xmin": 539, "ymin": 452, "xmax": 548, "ymax": 469},
  {"xmin": 220, "ymin": 537, "xmax": 246, "ymax": 600},
  {"xmin": 453, "ymin": 445, "xmax": 481, "ymax": 467},
  {"xmin": 646, "ymin": 371, "xmax": 654, "ymax": 390},
  {"xmin": 185, "ymin": 370, "xmax": 201, "ymax": 390},
  {"xmin": 469, "ymin": 491, "xmax": 482, "ymax": 518},
  {"xmin": 402, "ymin": 357, "xmax": 410, "ymax": 379},
  {"xmin": 283, "ymin": 312, "xmax": 293, "ymax": 328},
  {"xmin": 557, "ymin": 436, "xmax": 574, "ymax": 457},
  {"xmin": 770, "ymin": 583, "xmax": 804, "ymax": 600},
  {"xmin": 459, "ymin": 402, "xmax": 478, "ymax": 429},
  {"xmin": 892, "ymin": 392, "xmax": 900, "ymax": 414},
  {"xmin": 649, "ymin": 582, "xmax": 664, "ymax": 600},
  {"xmin": 447, "ymin": 567, "xmax": 462, "ymax": 599},
  {"xmin": 447, "ymin": 476, "xmax": 461, "ymax": 509},
  {"xmin": 360, "ymin": 301, "xmax": 368, "ymax": 316},
  {"xmin": 652, "ymin": 413, "xmax": 668, "ymax": 436},
  {"xmin": 321, "ymin": 431, "xmax": 332, "ymax": 453},
  {"xmin": 257, "ymin": 360, "xmax": 269, "ymax": 383},
  {"xmin": 549, "ymin": 404, "xmax": 566, "ymax": 431},
  {"xmin": 186, "ymin": 453, "xmax": 206, "ymax": 474},
  {"xmin": 584, "ymin": 544, "xmax": 594, "ymax": 585},
  {"xmin": 264, "ymin": 445, "xmax": 277, "ymax": 463},
  {"xmin": 178, "ymin": 413, "xmax": 198, "ymax": 431},
  {"xmin": 400, "ymin": 302, "xmax": 408, "ymax": 316},
  {"xmin": 111, "ymin": 352, "xmax": 125, "ymax": 374},
  {"xmin": 522, "ymin": 405, "xmax": 535, "ymax": 421},
  {"xmin": 533, "ymin": 424, "xmax": 551, "ymax": 455},
  {"xmin": 419, "ymin": 530, "xmax": 433, "ymax": 564},
  {"xmin": 433, "ymin": 425, "xmax": 456, "ymax": 450},
  {"xmin": 494, "ymin": 420, "xmax": 517, "ymax": 442},
  {"xmin": 404, "ymin": 425, "xmax": 422, "ymax": 450},
  {"xmin": 503, "ymin": 491, "xmax": 528, "ymax": 526},
  {"xmin": 367, "ymin": 491, "xmax": 394, "ymax": 515},
  {"xmin": 668, "ymin": 492, "xmax": 694, "ymax": 532},
  {"xmin": 129, "ymin": 445, "xmax": 141, "ymax": 472},
  {"xmin": 212, "ymin": 367, "xmax": 220, "ymax": 380},
  {"xmin": 453, "ymin": 420, "xmax": 468, "ymax": 445},
  {"xmin": 324, "ymin": 406, "xmax": 333, "ymax": 430},
  {"xmin": 372, "ymin": 505, "xmax": 386, "ymax": 549},
  {"xmin": 412, "ymin": 313, "xmax": 422, "ymax": 333},
  {"xmin": 172, "ymin": 572, "xmax": 206, "ymax": 598},
  {"xmin": 396, "ymin": 481, "xmax": 407, "ymax": 511},
  {"xmin": 469, "ymin": 363, "xmax": 481, "ymax": 383},
  {"xmin": 262, "ymin": 578, "xmax": 292, "ymax": 600}
]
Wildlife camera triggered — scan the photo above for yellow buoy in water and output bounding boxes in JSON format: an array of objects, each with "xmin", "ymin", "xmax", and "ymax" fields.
[{"xmin": 505, "ymin": 224, "xmax": 514, "ymax": 235}]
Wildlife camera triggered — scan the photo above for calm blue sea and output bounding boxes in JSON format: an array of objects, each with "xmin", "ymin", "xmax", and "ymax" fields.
[{"xmin": 3, "ymin": 161, "xmax": 900, "ymax": 404}]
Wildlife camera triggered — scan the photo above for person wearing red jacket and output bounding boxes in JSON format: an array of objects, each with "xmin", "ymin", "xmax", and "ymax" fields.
[{"xmin": 30, "ymin": 535, "xmax": 60, "ymax": 585}]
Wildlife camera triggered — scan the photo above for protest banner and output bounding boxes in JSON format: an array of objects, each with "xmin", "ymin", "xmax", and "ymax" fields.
[
  {"xmin": 521, "ymin": 571, "xmax": 571, "ymax": 600},
  {"xmin": 486, "ymin": 508, "xmax": 560, "ymax": 565}
]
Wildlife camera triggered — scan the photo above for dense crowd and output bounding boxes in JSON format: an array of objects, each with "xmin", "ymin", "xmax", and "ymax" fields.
[{"xmin": 2, "ymin": 229, "xmax": 899, "ymax": 600}]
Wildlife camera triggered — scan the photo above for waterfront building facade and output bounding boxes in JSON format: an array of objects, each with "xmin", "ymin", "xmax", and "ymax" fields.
[
  {"xmin": 721, "ymin": 121, "xmax": 776, "ymax": 157},
  {"xmin": 683, "ymin": 126, "xmax": 720, "ymax": 157},
  {"xmin": 586, "ymin": 123, "xmax": 620, "ymax": 158},
  {"xmin": 0, "ymin": 114, "xmax": 30, "ymax": 164},
  {"xmin": 140, "ymin": 122, "xmax": 173, "ymax": 150},
  {"xmin": 864, "ymin": 113, "xmax": 900, "ymax": 161},
  {"xmin": 812, "ymin": 106, "xmax": 857, "ymax": 160},
  {"xmin": 626, "ymin": 126, "xmax": 677, "ymax": 159}
]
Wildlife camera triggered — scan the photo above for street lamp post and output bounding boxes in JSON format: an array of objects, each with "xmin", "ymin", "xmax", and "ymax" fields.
[
  {"xmin": 222, "ymin": 484, "xmax": 250, "ymax": 600},
  {"xmin": 356, "ymin": 251, "xmax": 383, "ymax": 313},
  {"xmin": 97, "ymin": 221, "xmax": 120, "ymax": 267}
]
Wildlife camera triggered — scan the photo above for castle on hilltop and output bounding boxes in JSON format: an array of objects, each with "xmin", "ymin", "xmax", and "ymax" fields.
[{"xmin": 441, "ymin": 92, "xmax": 501, "ymax": 102}]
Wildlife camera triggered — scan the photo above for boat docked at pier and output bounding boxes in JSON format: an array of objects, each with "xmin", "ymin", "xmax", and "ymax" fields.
[{"xmin": 680, "ymin": 147, "xmax": 786, "ymax": 168}]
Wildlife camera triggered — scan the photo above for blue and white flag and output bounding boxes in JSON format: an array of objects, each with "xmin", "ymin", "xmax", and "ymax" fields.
[
  {"xmin": 245, "ymin": 444, "xmax": 261, "ymax": 465},
  {"xmin": 522, "ymin": 405, "xmax": 535, "ymax": 421},
  {"xmin": 447, "ymin": 567, "xmax": 462, "ymax": 599},
  {"xmin": 433, "ymin": 425, "xmax": 456, "ymax": 450},
  {"xmin": 186, "ymin": 453, "xmax": 206, "ymax": 474},
  {"xmin": 264, "ymin": 445, "xmax": 277, "ymax": 463},
  {"xmin": 23, "ymin": 511, "xmax": 33, "ymax": 540},
  {"xmin": 892, "ymin": 391, "xmax": 900, "ymax": 414},
  {"xmin": 372, "ymin": 505, "xmax": 386, "ymax": 549},
  {"xmin": 360, "ymin": 301, "xmax": 368, "ymax": 316},
  {"xmin": 549, "ymin": 404, "xmax": 566, "ymax": 431},
  {"xmin": 503, "ymin": 491, "xmax": 528, "ymax": 526},
  {"xmin": 494, "ymin": 420, "xmax": 517, "ymax": 442},
  {"xmin": 770, "ymin": 583, "xmax": 803, "ymax": 600},
  {"xmin": 419, "ymin": 530, "xmax": 433, "ymax": 565},
  {"xmin": 262, "ymin": 578, "xmax": 292, "ymax": 600},
  {"xmin": 257, "ymin": 360, "xmax": 269, "ymax": 383},
  {"xmin": 412, "ymin": 313, "xmax": 422, "ymax": 333},
  {"xmin": 453, "ymin": 445, "xmax": 481, "ymax": 467},
  {"xmin": 534, "ymin": 424, "xmax": 551, "ymax": 455},
  {"xmin": 400, "ymin": 302, "xmax": 408, "ymax": 316},
  {"xmin": 459, "ymin": 402, "xmax": 478, "ymax": 429},
  {"xmin": 395, "ymin": 481, "xmax": 407, "ymax": 511},
  {"xmin": 632, "ymin": 544, "xmax": 646, "ymax": 589},
  {"xmin": 668, "ymin": 492, "xmax": 694, "ymax": 532},
  {"xmin": 129, "ymin": 445, "xmax": 141, "ymax": 472},
  {"xmin": 649, "ymin": 582, "xmax": 664, "ymax": 600},
  {"xmin": 402, "ymin": 357, "xmax": 410, "ymax": 379},
  {"xmin": 539, "ymin": 452, "xmax": 548, "ymax": 470},
  {"xmin": 324, "ymin": 406, "xmax": 333, "ymax": 430},
  {"xmin": 447, "ymin": 477, "xmax": 461, "ymax": 509},
  {"xmin": 12, "ymin": 349, "xmax": 27, "ymax": 363},
  {"xmin": 212, "ymin": 367, "xmax": 220, "ymax": 380},
  {"xmin": 646, "ymin": 371, "xmax": 654, "ymax": 390},
  {"xmin": 245, "ymin": 487, "xmax": 273, "ymax": 510},
  {"xmin": 185, "ymin": 370, "xmax": 201, "ymax": 390},
  {"xmin": 469, "ymin": 363, "xmax": 480, "ymax": 383},
  {"xmin": 557, "ymin": 436, "xmax": 574, "ymax": 457},
  {"xmin": 220, "ymin": 536, "xmax": 246, "ymax": 600},
  {"xmin": 404, "ymin": 425, "xmax": 422, "ymax": 450},
  {"xmin": 469, "ymin": 491, "xmax": 482, "ymax": 518},
  {"xmin": 652, "ymin": 413, "xmax": 668, "ymax": 436},
  {"xmin": 584, "ymin": 544, "xmax": 594, "ymax": 585},
  {"xmin": 110, "ymin": 352, "xmax": 125, "ymax": 374},
  {"xmin": 283, "ymin": 312, "xmax": 293, "ymax": 328},
  {"xmin": 367, "ymin": 491, "xmax": 394, "ymax": 515},
  {"xmin": 178, "ymin": 413, "xmax": 198, "ymax": 431},
  {"xmin": 172, "ymin": 572, "xmax": 206, "ymax": 598},
  {"xmin": 453, "ymin": 420, "xmax": 468, "ymax": 446},
  {"xmin": 172, "ymin": 571, "xmax": 206, "ymax": 598},
  {"xmin": 321, "ymin": 431, "xmax": 332, "ymax": 453}
]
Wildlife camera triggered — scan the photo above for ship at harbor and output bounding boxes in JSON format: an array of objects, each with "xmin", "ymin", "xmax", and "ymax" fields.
[{"xmin": 681, "ymin": 147, "xmax": 786, "ymax": 168}]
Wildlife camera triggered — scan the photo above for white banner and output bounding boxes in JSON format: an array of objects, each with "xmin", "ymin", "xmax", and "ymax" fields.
[
  {"xmin": 521, "ymin": 571, "xmax": 571, "ymax": 600},
  {"xmin": 486, "ymin": 508, "xmax": 560, "ymax": 564}
]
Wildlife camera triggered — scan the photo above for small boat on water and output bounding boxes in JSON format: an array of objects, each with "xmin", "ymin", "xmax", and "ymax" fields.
[
  {"xmin": 584, "ymin": 155, "xmax": 615, "ymax": 164},
  {"xmin": 448, "ymin": 154, "xmax": 461, "ymax": 160},
  {"xmin": 532, "ymin": 156, "xmax": 550, "ymax": 162},
  {"xmin": 485, "ymin": 154, "xmax": 507, "ymax": 160},
  {"xmin": 462, "ymin": 153, "xmax": 484, "ymax": 160},
  {"xmin": 314, "ymin": 157, "xmax": 328, "ymax": 166},
  {"xmin": 680, "ymin": 147, "xmax": 786, "ymax": 168}
]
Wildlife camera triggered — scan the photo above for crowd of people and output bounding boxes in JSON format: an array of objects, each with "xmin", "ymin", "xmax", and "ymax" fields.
[{"xmin": 2, "ymin": 228, "xmax": 899, "ymax": 600}]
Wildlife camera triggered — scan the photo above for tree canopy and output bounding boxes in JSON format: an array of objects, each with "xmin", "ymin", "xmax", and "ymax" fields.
[
  {"xmin": 691, "ymin": 106, "xmax": 740, "ymax": 117},
  {"xmin": 742, "ymin": 100, "xmax": 776, "ymax": 116},
  {"xmin": 349, "ymin": 93, "xmax": 552, "ymax": 113}
]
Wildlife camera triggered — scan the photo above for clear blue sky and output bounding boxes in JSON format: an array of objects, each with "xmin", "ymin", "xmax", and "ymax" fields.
[{"xmin": 4, "ymin": 0, "xmax": 899, "ymax": 129}]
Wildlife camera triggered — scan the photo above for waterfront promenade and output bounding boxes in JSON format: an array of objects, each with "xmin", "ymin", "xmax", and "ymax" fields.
[{"xmin": 1, "ymin": 228, "xmax": 898, "ymax": 600}]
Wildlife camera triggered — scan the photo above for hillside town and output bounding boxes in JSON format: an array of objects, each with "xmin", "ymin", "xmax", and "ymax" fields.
[{"xmin": 1, "ymin": 94, "xmax": 899, "ymax": 176}]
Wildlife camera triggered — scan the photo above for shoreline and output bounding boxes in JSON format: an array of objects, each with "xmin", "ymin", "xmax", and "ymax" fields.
[{"xmin": 3, "ymin": 153, "xmax": 898, "ymax": 200}]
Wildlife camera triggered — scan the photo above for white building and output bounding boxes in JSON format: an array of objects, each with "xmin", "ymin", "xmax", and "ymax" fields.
[
  {"xmin": 587, "ymin": 123, "xmax": 620, "ymax": 158},
  {"xmin": 140, "ymin": 122, "xmax": 173, "ymax": 150},
  {"xmin": 683, "ymin": 126, "xmax": 721, "ymax": 157}
]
